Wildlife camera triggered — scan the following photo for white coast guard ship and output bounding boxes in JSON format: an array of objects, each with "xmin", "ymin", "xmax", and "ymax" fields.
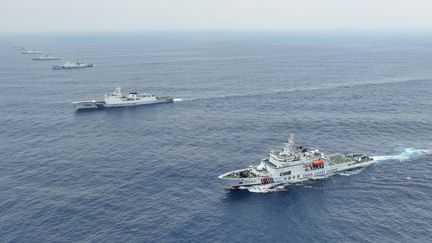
[
  {"xmin": 72, "ymin": 87, "xmax": 174, "ymax": 110},
  {"xmin": 53, "ymin": 61, "xmax": 93, "ymax": 70},
  {"xmin": 32, "ymin": 55, "xmax": 61, "ymax": 60},
  {"xmin": 22, "ymin": 49, "xmax": 44, "ymax": 54},
  {"xmin": 219, "ymin": 135, "xmax": 375, "ymax": 190}
]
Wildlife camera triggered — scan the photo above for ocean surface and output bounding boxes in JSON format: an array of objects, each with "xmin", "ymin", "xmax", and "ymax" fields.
[{"xmin": 1, "ymin": 31, "xmax": 432, "ymax": 242}]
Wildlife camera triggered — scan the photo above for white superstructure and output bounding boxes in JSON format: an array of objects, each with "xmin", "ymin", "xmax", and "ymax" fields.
[
  {"xmin": 219, "ymin": 134, "xmax": 375, "ymax": 190},
  {"xmin": 72, "ymin": 87, "xmax": 174, "ymax": 110}
]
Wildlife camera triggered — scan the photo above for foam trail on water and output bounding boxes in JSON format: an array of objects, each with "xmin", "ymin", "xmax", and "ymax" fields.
[
  {"xmin": 372, "ymin": 148, "xmax": 430, "ymax": 162},
  {"xmin": 173, "ymin": 98, "xmax": 184, "ymax": 102},
  {"xmin": 338, "ymin": 168, "xmax": 365, "ymax": 176},
  {"xmin": 171, "ymin": 78, "xmax": 432, "ymax": 103},
  {"xmin": 246, "ymin": 184, "xmax": 287, "ymax": 193},
  {"xmin": 246, "ymin": 181, "xmax": 318, "ymax": 193}
]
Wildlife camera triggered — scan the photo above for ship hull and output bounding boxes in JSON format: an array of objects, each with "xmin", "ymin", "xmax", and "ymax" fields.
[
  {"xmin": 22, "ymin": 51, "xmax": 44, "ymax": 54},
  {"xmin": 73, "ymin": 98, "xmax": 173, "ymax": 110},
  {"xmin": 72, "ymin": 101, "xmax": 104, "ymax": 110},
  {"xmin": 32, "ymin": 57, "xmax": 61, "ymax": 60},
  {"xmin": 103, "ymin": 98, "xmax": 173, "ymax": 108},
  {"xmin": 53, "ymin": 64, "xmax": 93, "ymax": 70},
  {"xmin": 221, "ymin": 160, "xmax": 375, "ymax": 189}
]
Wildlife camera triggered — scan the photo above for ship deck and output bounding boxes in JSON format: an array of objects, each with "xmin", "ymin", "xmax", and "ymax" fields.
[
  {"xmin": 222, "ymin": 170, "xmax": 258, "ymax": 179},
  {"xmin": 329, "ymin": 154, "xmax": 352, "ymax": 164}
]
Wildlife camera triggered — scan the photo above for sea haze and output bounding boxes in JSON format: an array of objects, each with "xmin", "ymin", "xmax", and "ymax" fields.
[{"xmin": 1, "ymin": 31, "xmax": 432, "ymax": 242}]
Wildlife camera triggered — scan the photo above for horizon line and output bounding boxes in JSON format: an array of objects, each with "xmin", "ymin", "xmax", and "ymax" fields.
[{"xmin": 2, "ymin": 28, "xmax": 432, "ymax": 35}]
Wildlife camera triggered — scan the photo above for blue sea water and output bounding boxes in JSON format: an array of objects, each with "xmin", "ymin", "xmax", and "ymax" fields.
[{"xmin": 1, "ymin": 31, "xmax": 432, "ymax": 242}]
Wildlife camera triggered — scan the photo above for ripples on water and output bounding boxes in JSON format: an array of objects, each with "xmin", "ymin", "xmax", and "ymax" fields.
[{"xmin": 0, "ymin": 32, "xmax": 432, "ymax": 242}]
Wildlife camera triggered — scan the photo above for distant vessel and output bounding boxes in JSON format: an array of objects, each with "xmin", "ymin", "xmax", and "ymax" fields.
[
  {"xmin": 72, "ymin": 87, "xmax": 174, "ymax": 110},
  {"xmin": 53, "ymin": 61, "xmax": 93, "ymax": 70},
  {"xmin": 13, "ymin": 46, "xmax": 26, "ymax": 51},
  {"xmin": 22, "ymin": 49, "xmax": 44, "ymax": 54},
  {"xmin": 32, "ymin": 55, "xmax": 61, "ymax": 61},
  {"xmin": 219, "ymin": 135, "xmax": 375, "ymax": 190}
]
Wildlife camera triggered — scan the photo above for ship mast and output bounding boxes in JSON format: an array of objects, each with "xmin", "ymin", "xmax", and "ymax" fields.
[{"xmin": 280, "ymin": 134, "xmax": 297, "ymax": 157}]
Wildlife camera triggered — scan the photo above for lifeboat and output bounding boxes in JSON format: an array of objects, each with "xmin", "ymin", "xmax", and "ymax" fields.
[{"xmin": 312, "ymin": 159, "xmax": 324, "ymax": 167}]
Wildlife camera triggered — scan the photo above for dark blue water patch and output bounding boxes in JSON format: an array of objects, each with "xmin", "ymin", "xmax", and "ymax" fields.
[{"xmin": 1, "ymin": 32, "xmax": 432, "ymax": 242}]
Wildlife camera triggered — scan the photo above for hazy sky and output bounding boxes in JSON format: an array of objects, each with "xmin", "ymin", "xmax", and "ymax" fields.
[{"xmin": 1, "ymin": 0, "xmax": 431, "ymax": 33}]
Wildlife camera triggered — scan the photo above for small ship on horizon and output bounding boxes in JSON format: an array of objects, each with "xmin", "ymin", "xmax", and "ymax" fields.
[
  {"xmin": 22, "ymin": 49, "xmax": 45, "ymax": 54},
  {"xmin": 32, "ymin": 55, "xmax": 61, "ymax": 61},
  {"xmin": 53, "ymin": 60, "xmax": 93, "ymax": 70}
]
